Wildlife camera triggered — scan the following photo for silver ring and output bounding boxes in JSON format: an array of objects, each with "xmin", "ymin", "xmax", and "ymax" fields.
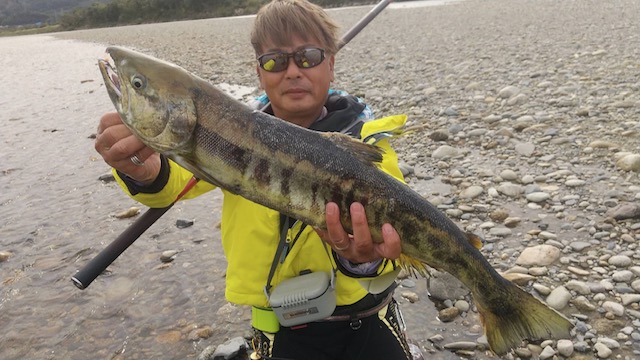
[
  {"xmin": 130, "ymin": 154, "xmax": 145, "ymax": 166},
  {"xmin": 334, "ymin": 242, "xmax": 349, "ymax": 251}
]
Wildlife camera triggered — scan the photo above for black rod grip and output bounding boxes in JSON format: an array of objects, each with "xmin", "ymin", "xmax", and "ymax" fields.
[{"xmin": 71, "ymin": 205, "xmax": 172, "ymax": 290}]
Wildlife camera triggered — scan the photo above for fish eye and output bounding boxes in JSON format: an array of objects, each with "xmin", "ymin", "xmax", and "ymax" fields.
[{"xmin": 131, "ymin": 75, "xmax": 146, "ymax": 90}]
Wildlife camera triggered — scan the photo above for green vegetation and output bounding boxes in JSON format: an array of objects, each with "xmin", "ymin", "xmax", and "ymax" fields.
[{"xmin": 58, "ymin": 0, "xmax": 382, "ymax": 30}]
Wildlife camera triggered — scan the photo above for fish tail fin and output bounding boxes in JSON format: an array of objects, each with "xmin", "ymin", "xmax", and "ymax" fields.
[
  {"xmin": 477, "ymin": 281, "xmax": 573, "ymax": 355},
  {"xmin": 398, "ymin": 254, "xmax": 430, "ymax": 278}
]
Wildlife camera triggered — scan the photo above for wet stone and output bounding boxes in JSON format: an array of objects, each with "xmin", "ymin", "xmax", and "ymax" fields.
[
  {"xmin": 0, "ymin": 251, "xmax": 12, "ymax": 262},
  {"xmin": 438, "ymin": 307, "xmax": 460, "ymax": 322},
  {"xmin": 98, "ymin": 173, "xmax": 116, "ymax": 182},
  {"xmin": 443, "ymin": 341, "xmax": 477, "ymax": 350},
  {"xmin": 176, "ymin": 219, "xmax": 195, "ymax": 229}
]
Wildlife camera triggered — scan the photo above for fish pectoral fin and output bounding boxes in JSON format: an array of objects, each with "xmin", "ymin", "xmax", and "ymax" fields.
[
  {"xmin": 466, "ymin": 231, "xmax": 484, "ymax": 249},
  {"xmin": 320, "ymin": 132, "xmax": 384, "ymax": 166},
  {"xmin": 398, "ymin": 254, "xmax": 430, "ymax": 278}
]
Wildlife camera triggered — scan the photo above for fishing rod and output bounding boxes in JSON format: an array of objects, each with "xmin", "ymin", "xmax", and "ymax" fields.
[
  {"xmin": 72, "ymin": 0, "xmax": 393, "ymax": 290},
  {"xmin": 71, "ymin": 177, "xmax": 198, "ymax": 289}
]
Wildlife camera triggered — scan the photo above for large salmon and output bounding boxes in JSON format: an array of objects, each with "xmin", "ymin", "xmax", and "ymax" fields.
[{"xmin": 98, "ymin": 46, "xmax": 572, "ymax": 355}]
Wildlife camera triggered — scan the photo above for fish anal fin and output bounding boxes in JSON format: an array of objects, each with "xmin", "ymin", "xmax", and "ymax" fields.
[
  {"xmin": 321, "ymin": 132, "xmax": 384, "ymax": 166},
  {"xmin": 466, "ymin": 231, "xmax": 484, "ymax": 249}
]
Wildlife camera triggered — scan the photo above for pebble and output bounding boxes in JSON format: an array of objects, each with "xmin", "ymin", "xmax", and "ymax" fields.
[
  {"xmin": 98, "ymin": 172, "xmax": 116, "ymax": 182},
  {"xmin": 498, "ymin": 85, "xmax": 520, "ymax": 99},
  {"xmin": 460, "ymin": 185, "xmax": 483, "ymax": 199},
  {"xmin": 538, "ymin": 345, "xmax": 555, "ymax": 359},
  {"xmin": 515, "ymin": 142, "xmax": 535, "ymax": 156},
  {"xmin": 160, "ymin": 250, "xmax": 180, "ymax": 263},
  {"xmin": 609, "ymin": 203, "xmax": 640, "ymax": 220},
  {"xmin": 616, "ymin": 153, "xmax": 640, "ymax": 172},
  {"xmin": 620, "ymin": 294, "xmax": 640, "ymax": 306},
  {"xmin": 489, "ymin": 227, "xmax": 512, "ymax": 237},
  {"xmin": 438, "ymin": 307, "xmax": 460, "ymax": 322},
  {"xmin": 565, "ymin": 179, "xmax": 586, "ymax": 187},
  {"xmin": 454, "ymin": 300, "xmax": 470, "ymax": 312},
  {"xmin": 401, "ymin": 291, "xmax": 419, "ymax": 303},
  {"xmin": 565, "ymin": 280, "xmax": 590, "ymax": 295},
  {"xmin": 432, "ymin": 145, "xmax": 459, "ymax": 159},
  {"xmin": 0, "ymin": 251, "xmax": 12, "ymax": 262},
  {"xmin": 612, "ymin": 270, "xmax": 634, "ymax": 282},
  {"xmin": 499, "ymin": 169, "xmax": 518, "ymax": 181},
  {"xmin": 556, "ymin": 339, "xmax": 574, "ymax": 357},
  {"xmin": 608, "ymin": 255, "xmax": 632, "ymax": 267},
  {"xmin": 516, "ymin": 245, "xmax": 561, "ymax": 266},
  {"xmin": 176, "ymin": 219, "xmax": 195, "ymax": 229},
  {"xmin": 497, "ymin": 183, "xmax": 524, "ymax": 197},
  {"xmin": 197, "ymin": 336, "xmax": 248, "ymax": 360},
  {"xmin": 526, "ymin": 192, "xmax": 550, "ymax": 203},
  {"xmin": 546, "ymin": 286, "xmax": 572, "ymax": 310},
  {"xmin": 594, "ymin": 342, "xmax": 612, "ymax": 358},
  {"xmin": 443, "ymin": 341, "xmax": 477, "ymax": 351},
  {"xmin": 602, "ymin": 301, "xmax": 625, "ymax": 316},
  {"xmin": 113, "ymin": 206, "xmax": 140, "ymax": 219},
  {"xmin": 503, "ymin": 217, "xmax": 521, "ymax": 228}
]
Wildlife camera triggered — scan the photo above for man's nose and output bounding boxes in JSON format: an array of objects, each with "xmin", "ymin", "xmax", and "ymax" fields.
[{"xmin": 283, "ymin": 57, "xmax": 302, "ymax": 77}]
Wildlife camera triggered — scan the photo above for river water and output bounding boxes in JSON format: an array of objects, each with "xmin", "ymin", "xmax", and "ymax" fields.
[
  {"xmin": 0, "ymin": 34, "xmax": 237, "ymax": 359},
  {"xmin": 0, "ymin": 2, "xmax": 475, "ymax": 359}
]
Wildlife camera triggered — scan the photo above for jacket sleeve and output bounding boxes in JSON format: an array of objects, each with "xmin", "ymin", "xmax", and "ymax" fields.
[{"xmin": 113, "ymin": 155, "xmax": 216, "ymax": 208}]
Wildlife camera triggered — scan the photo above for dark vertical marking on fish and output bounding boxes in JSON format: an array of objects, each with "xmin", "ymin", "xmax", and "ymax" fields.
[
  {"xmin": 280, "ymin": 167, "xmax": 293, "ymax": 196},
  {"xmin": 253, "ymin": 158, "xmax": 271, "ymax": 186},
  {"xmin": 344, "ymin": 187, "xmax": 356, "ymax": 210},
  {"xmin": 331, "ymin": 185, "xmax": 344, "ymax": 208}
]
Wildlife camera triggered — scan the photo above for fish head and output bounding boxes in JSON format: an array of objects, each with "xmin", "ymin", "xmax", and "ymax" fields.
[{"xmin": 98, "ymin": 46, "xmax": 197, "ymax": 153}]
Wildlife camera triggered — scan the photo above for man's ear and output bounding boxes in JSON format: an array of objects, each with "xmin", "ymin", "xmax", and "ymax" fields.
[
  {"xmin": 256, "ymin": 65, "xmax": 264, "ymax": 89},
  {"xmin": 328, "ymin": 55, "xmax": 335, "ymax": 82}
]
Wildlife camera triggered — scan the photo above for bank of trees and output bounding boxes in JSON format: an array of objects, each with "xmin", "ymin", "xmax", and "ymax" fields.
[{"xmin": 59, "ymin": 0, "xmax": 380, "ymax": 30}]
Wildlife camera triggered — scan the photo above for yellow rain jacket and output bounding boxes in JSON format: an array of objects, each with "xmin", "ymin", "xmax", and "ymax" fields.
[{"xmin": 113, "ymin": 113, "xmax": 407, "ymax": 310}]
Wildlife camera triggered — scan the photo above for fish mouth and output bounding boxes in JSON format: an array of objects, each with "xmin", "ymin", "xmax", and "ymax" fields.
[{"xmin": 98, "ymin": 52, "xmax": 124, "ymax": 110}]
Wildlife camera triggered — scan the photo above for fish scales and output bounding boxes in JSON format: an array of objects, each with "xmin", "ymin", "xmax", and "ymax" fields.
[{"xmin": 99, "ymin": 46, "xmax": 574, "ymax": 355}]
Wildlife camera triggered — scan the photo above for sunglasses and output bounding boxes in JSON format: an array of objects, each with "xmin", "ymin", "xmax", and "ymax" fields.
[{"xmin": 257, "ymin": 47, "xmax": 325, "ymax": 73}]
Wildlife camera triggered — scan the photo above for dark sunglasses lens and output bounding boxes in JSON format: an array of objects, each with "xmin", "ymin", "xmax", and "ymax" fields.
[
  {"xmin": 259, "ymin": 54, "xmax": 287, "ymax": 72},
  {"xmin": 295, "ymin": 48, "xmax": 324, "ymax": 68}
]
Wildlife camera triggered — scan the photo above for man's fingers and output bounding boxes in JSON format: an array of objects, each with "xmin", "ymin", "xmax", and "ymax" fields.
[
  {"xmin": 325, "ymin": 202, "xmax": 350, "ymax": 251},
  {"xmin": 375, "ymin": 223, "xmax": 401, "ymax": 260},
  {"xmin": 104, "ymin": 133, "xmax": 146, "ymax": 161},
  {"xmin": 98, "ymin": 112, "xmax": 124, "ymax": 133},
  {"xmin": 349, "ymin": 202, "xmax": 373, "ymax": 253}
]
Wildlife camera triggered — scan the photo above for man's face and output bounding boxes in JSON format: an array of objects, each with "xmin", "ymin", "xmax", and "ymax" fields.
[{"xmin": 257, "ymin": 35, "xmax": 335, "ymax": 127}]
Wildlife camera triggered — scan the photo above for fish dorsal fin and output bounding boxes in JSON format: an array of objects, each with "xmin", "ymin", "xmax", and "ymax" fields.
[
  {"xmin": 320, "ymin": 132, "xmax": 384, "ymax": 166},
  {"xmin": 466, "ymin": 232, "xmax": 484, "ymax": 249}
]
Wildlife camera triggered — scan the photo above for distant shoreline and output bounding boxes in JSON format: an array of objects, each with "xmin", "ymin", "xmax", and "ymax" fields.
[{"xmin": 0, "ymin": 0, "xmax": 461, "ymax": 38}]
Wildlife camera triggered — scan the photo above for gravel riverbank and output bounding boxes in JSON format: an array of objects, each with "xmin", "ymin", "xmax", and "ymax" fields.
[{"xmin": 5, "ymin": 0, "xmax": 639, "ymax": 358}]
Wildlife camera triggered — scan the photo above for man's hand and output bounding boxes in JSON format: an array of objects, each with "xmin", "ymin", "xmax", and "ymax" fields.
[
  {"xmin": 315, "ymin": 202, "xmax": 401, "ymax": 264},
  {"xmin": 95, "ymin": 111, "xmax": 161, "ymax": 184}
]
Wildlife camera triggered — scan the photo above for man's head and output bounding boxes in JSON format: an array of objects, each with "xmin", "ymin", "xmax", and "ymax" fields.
[
  {"xmin": 250, "ymin": 0, "xmax": 339, "ymax": 57},
  {"xmin": 251, "ymin": 0, "xmax": 340, "ymax": 127}
]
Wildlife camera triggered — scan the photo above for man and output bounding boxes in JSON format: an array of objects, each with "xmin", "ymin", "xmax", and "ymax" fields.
[{"xmin": 95, "ymin": 0, "xmax": 413, "ymax": 358}]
